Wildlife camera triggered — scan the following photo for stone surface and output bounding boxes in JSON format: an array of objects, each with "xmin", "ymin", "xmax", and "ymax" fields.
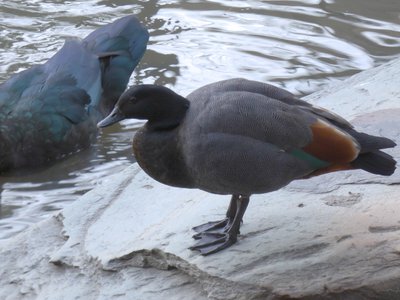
[{"xmin": 1, "ymin": 58, "xmax": 400, "ymax": 300}]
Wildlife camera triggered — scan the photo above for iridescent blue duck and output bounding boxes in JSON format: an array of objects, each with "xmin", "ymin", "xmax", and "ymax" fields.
[
  {"xmin": 0, "ymin": 15, "xmax": 148, "ymax": 173},
  {"xmin": 98, "ymin": 78, "xmax": 397, "ymax": 255}
]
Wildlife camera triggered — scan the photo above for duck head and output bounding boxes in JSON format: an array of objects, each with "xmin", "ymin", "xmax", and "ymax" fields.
[{"xmin": 97, "ymin": 85, "xmax": 190, "ymax": 130}]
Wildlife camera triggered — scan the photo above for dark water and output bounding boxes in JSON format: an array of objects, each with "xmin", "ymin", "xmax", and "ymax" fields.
[{"xmin": 1, "ymin": 0, "xmax": 400, "ymax": 239}]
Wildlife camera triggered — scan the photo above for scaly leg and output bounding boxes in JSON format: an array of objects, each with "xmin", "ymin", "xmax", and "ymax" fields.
[{"xmin": 192, "ymin": 194, "xmax": 238, "ymax": 237}]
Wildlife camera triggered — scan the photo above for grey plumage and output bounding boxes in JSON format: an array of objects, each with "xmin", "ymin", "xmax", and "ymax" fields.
[{"xmin": 98, "ymin": 78, "xmax": 397, "ymax": 255}]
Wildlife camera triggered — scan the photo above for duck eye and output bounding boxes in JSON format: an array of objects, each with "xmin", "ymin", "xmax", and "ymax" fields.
[{"xmin": 130, "ymin": 96, "xmax": 138, "ymax": 103}]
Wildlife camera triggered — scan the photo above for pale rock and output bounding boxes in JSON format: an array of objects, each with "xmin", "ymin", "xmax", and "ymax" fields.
[{"xmin": 1, "ymin": 58, "xmax": 400, "ymax": 300}]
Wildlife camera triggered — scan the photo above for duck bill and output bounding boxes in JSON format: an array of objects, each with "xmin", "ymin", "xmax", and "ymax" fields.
[{"xmin": 97, "ymin": 107, "xmax": 125, "ymax": 128}]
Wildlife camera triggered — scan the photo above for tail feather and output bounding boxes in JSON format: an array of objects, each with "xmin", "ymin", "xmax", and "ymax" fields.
[
  {"xmin": 352, "ymin": 150, "xmax": 397, "ymax": 176},
  {"xmin": 83, "ymin": 15, "xmax": 149, "ymax": 111},
  {"xmin": 349, "ymin": 130, "xmax": 397, "ymax": 152}
]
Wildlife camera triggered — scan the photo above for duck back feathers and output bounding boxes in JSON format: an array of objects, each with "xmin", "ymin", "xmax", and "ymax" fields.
[{"xmin": 0, "ymin": 15, "xmax": 148, "ymax": 172}]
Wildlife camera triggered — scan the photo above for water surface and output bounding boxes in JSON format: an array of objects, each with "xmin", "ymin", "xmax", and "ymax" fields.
[{"xmin": 1, "ymin": 0, "xmax": 400, "ymax": 239}]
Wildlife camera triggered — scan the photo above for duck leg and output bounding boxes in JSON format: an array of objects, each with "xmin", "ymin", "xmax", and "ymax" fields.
[
  {"xmin": 189, "ymin": 195, "xmax": 249, "ymax": 255},
  {"xmin": 191, "ymin": 194, "xmax": 238, "ymax": 235}
]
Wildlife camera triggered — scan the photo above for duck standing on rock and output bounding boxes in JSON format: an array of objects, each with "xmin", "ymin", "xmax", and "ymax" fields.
[
  {"xmin": 98, "ymin": 78, "xmax": 397, "ymax": 255},
  {"xmin": 0, "ymin": 15, "xmax": 149, "ymax": 173}
]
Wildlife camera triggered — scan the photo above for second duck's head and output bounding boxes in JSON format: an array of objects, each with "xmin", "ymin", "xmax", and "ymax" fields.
[{"xmin": 97, "ymin": 85, "xmax": 190, "ymax": 130}]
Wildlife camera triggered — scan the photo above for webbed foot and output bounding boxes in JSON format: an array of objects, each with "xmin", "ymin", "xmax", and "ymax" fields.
[
  {"xmin": 192, "ymin": 218, "xmax": 230, "ymax": 239},
  {"xmin": 189, "ymin": 232, "xmax": 237, "ymax": 255},
  {"xmin": 189, "ymin": 195, "xmax": 249, "ymax": 256}
]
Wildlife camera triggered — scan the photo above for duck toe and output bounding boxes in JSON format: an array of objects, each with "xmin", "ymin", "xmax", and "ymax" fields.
[
  {"xmin": 191, "ymin": 218, "xmax": 230, "ymax": 235},
  {"xmin": 189, "ymin": 232, "xmax": 237, "ymax": 255}
]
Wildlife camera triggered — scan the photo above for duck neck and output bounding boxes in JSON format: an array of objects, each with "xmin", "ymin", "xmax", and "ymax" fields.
[{"xmin": 147, "ymin": 95, "xmax": 190, "ymax": 131}]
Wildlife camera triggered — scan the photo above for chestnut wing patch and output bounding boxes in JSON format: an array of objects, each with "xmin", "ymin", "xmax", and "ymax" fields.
[{"xmin": 303, "ymin": 119, "xmax": 360, "ymax": 164}]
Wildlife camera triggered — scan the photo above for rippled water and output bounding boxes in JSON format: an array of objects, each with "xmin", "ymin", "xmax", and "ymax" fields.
[{"xmin": 1, "ymin": 0, "xmax": 400, "ymax": 239}]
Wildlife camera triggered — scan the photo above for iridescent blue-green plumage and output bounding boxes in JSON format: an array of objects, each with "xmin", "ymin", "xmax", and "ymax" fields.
[{"xmin": 0, "ymin": 15, "xmax": 148, "ymax": 172}]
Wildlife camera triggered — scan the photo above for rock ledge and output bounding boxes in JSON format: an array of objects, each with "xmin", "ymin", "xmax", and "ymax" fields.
[{"xmin": 1, "ymin": 59, "xmax": 400, "ymax": 300}]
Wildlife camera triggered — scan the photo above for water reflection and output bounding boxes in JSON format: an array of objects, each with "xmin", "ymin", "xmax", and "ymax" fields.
[
  {"xmin": 1, "ymin": 0, "xmax": 400, "ymax": 239},
  {"xmin": 139, "ymin": 49, "xmax": 180, "ymax": 86}
]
